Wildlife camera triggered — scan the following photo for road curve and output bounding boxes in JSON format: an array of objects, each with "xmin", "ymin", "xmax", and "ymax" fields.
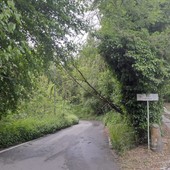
[{"xmin": 0, "ymin": 121, "xmax": 119, "ymax": 170}]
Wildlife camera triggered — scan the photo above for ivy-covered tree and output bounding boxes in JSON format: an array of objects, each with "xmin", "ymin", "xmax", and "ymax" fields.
[
  {"xmin": 96, "ymin": 0, "xmax": 170, "ymax": 142},
  {"xmin": 0, "ymin": 0, "xmax": 86, "ymax": 117}
]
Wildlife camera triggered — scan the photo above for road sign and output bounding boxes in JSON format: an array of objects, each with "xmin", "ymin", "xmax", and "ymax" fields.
[
  {"xmin": 137, "ymin": 93, "xmax": 159, "ymax": 150},
  {"xmin": 137, "ymin": 94, "xmax": 158, "ymax": 101}
]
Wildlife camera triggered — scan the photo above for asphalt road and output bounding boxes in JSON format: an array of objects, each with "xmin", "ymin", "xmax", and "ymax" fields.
[{"xmin": 0, "ymin": 121, "xmax": 119, "ymax": 170}]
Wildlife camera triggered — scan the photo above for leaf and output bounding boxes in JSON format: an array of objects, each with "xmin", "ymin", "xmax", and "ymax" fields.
[
  {"xmin": 14, "ymin": 13, "xmax": 21, "ymax": 24},
  {"xmin": 7, "ymin": 0, "xmax": 15, "ymax": 10},
  {"xmin": 8, "ymin": 45, "xmax": 12, "ymax": 51},
  {"xmin": 8, "ymin": 22, "xmax": 16, "ymax": 33},
  {"xmin": 0, "ymin": 14, "xmax": 4, "ymax": 20}
]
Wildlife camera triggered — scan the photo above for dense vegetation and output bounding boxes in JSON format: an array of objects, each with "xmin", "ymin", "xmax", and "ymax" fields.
[
  {"xmin": 0, "ymin": 0, "xmax": 85, "ymax": 148},
  {"xmin": 1, "ymin": 0, "xmax": 170, "ymax": 152},
  {"xmin": 104, "ymin": 111, "xmax": 135, "ymax": 153},
  {"xmin": 95, "ymin": 0, "xmax": 170, "ymax": 142},
  {"xmin": 0, "ymin": 75, "xmax": 79, "ymax": 148},
  {"xmin": 0, "ymin": 0, "xmax": 86, "ymax": 117}
]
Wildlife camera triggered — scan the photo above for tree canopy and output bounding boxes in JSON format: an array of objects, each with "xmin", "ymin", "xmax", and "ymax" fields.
[
  {"xmin": 1, "ymin": 0, "xmax": 170, "ymax": 144},
  {"xmin": 95, "ymin": 0, "xmax": 170, "ymax": 141},
  {"xmin": 0, "ymin": 0, "xmax": 87, "ymax": 116}
]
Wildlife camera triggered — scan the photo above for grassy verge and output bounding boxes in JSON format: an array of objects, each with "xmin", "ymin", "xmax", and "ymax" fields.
[
  {"xmin": 0, "ymin": 113, "xmax": 78, "ymax": 148},
  {"xmin": 104, "ymin": 111, "xmax": 135, "ymax": 154}
]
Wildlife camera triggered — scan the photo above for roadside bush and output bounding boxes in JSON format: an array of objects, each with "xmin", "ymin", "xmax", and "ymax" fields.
[
  {"xmin": 0, "ymin": 75, "xmax": 79, "ymax": 149},
  {"xmin": 104, "ymin": 111, "xmax": 135, "ymax": 154},
  {"xmin": 0, "ymin": 113, "xmax": 78, "ymax": 148}
]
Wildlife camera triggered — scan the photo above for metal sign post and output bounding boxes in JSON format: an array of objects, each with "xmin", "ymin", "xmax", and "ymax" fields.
[{"xmin": 137, "ymin": 94, "xmax": 158, "ymax": 150}]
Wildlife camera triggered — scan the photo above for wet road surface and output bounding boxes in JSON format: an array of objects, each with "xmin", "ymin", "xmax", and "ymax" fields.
[{"xmin": 0, "ymin": 121, "xmax": 119, "ymax": 170}]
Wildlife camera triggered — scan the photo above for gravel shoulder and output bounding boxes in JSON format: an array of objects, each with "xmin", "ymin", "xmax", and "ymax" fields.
[{"xmin": 118, "ymin": 143, "xmax": 170, "ymax": 170}]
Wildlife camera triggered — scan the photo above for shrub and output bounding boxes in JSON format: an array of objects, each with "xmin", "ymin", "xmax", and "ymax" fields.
[
  {"xmin": 0, "ymin": 113, "xmax": 78, "ymax": 148},
  {"xmin": 104, "ymin": 111, "xmax": 135, "ymax": 154}
]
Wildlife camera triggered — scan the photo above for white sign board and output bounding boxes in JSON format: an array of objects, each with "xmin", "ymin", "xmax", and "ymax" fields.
[{"xmin": 137, "ymin": 94, "xmax": 158, "ymax": 101}]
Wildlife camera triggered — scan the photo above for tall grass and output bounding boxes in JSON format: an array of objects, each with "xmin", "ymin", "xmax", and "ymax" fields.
[{"xmin": 104, "ymin": 111, "xmax": 135, "ymax": 154}]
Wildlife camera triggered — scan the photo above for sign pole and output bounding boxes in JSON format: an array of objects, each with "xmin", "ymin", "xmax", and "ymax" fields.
[
  {"xmin": 137, "ymin": 93, "xmax": 158, "ymax": 150},
  {"xmin": 147, "ymin": 100, "xmax": 150, "ymax": 150}
]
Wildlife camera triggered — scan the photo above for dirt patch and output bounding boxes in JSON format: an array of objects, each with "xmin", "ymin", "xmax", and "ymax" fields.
[
  {"xmin": 118, "ymin": 142, "xmax": 170, "ymax": 170},
  {"xmin": 164, "ymin": 103, "xmax": 170, "ymax": 111}
]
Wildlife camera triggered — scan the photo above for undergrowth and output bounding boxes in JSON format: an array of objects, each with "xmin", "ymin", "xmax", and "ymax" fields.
[
  {"xmin": 0, "ymin": 113, "xmax": 78, "ymax": 148},
  {"xmin": 104, "ymin": 111, "xmax": 135, "ymax": 154},
  {"xmin": 72, "ymin": 105, "xmax": 104, "ymax": 121}
]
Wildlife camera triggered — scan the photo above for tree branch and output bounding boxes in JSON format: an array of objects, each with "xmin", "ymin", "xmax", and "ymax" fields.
[{"xmin": 72, "ymin": 63, "xmax": 124, "ymax": 114}]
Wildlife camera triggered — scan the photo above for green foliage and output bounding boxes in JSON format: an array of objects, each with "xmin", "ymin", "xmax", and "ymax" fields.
[
  {"xmin": 70, "ymin": 104, "xmax": 104, "ymax": 121},
  {"xmin": 0, "ymin": 0, "xmax": 87, "ymax": 117},
  {"xmin": 0, "ymin": 75, "xmax": 79, "ymax": 148},
  {"xmin": 96, "ymin": 0, "xmax": 170, "ymax": 142},
  {"xmin": 17, "ymin": 76, "xmax": 54, "ymax": 116},
  {"xmin": 14, "ymin": 0, "xmax": 87, "ymax": 61},
  {"xmin": 99, "ymin": 32, "xmax": 166, "ymax": 140},
  {"xmin": 16, "ymin": 75, "xmax": 79, "ymax": 117},
  {"xmin": 164, "ymin": 83, "xmax": 170, "ymax": 102},
  {"xmin": 0, "ymin": 0, "xmax": 35, "ymax": 116},
  {"xmin": 104, "ymin": 111, "xmax": 135, "ymax": 154},
  {"xmin": 0, "ymin": 113, "xmax": 78, "ymax": 148},
  {"xmin": 44, "ymin": 39, "xmax": 124, "ymax": 119},
  {"xmin": 71, "ymin": 39, "xmax": 123, "ymax": 116}
]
